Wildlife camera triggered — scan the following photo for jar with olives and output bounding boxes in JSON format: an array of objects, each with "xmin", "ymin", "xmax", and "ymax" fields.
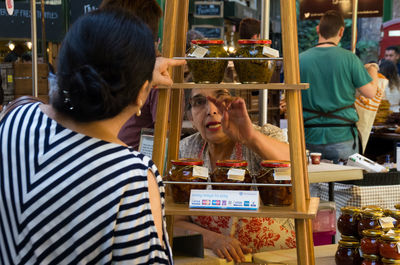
[
  {"xmin": 187, "ymin": 40, "xmax": 228, "ymax": 84},
  {"xmin": 362, "ymin": 254, "xmax": 383, "ymax": 265},
  {"xmin": 234, "ymin": 39, "xmax": 276, "ymax": 84},
  {"xmin": 361, "ymin": 229, "xmax": 384, "ymax": 255},
  {"xmin": 255, "ymin": 160, "xmax": 292, "ymax": 206},
  {"xmin": 335, "ymin": 240, "xmax": 362, "ymax": 265},
  {"xmin": 358, "ymin": 211, "xmax": 384, "ymax": 237},
  {"xmin": 379, "ymin": 234, "xmax": 400, "ymax": 260},
  {"xmin": 211, "ymin": 160, "xmax": 252, "ymax": 190},
  {"xmin": 338, "ymin": 206, "xmax": 362, "ymax": 237},
  {"xmin": 166, "ymin": 158, "xmax": 207, "ymax": 203}
]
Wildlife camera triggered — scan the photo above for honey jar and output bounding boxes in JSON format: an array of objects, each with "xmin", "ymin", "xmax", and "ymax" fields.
[
  {"xmin": 210, "ymin": 160, "xmax": 252, "ymax": 190},
  {"xmin": 255, "ymin": 160, "xmax": 292, "ymax": 206},
  {"xmin": 166, "ymin": 158, "xmax": 207, "ymax": 203},
  {"xmin": 338, "ymin": 206, "xmax": 362, "ymax": 238},
  {"xmin": 335, "ymin": 240, "xmax": 362, "ymax": 265}
]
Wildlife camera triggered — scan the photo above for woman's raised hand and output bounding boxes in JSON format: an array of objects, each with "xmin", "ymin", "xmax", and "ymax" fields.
[{"xmin": 207, "ymin": 96, "xmax": 255, "ymax": 145}]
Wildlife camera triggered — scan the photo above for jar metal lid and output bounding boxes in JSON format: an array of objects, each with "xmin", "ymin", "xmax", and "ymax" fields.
[
  {"xmin": 382, "ymin": 258, "xmax": 400, "ymax": 264},
  {"xmin": 363, "ymin": 210, "xmax": 384, "ymax": 217},
  {"xmin": 171, "ymin": 158, "xmax": 204, "ymax": 166},
  {"xmin": 238, "ymin": 39, "xmax": 272, "ymax": 44},
  {"xmin": 395, "ymin": 204, "xmax": 400, "ymax": 210},
  {"xmin": 341, "ymin": 235, "xmax": 359, "ymax": 241},
  {"xmin": 191, "ymin": 39, "xmax": 224, "ymax": 45},
  {"xmin": 362, "ymin": 229, "xmax": 384, "ymax": 237},
  {"xmin": 260, "ymin": 160, "xmax": 290, "ymax": 168},
  {"xmin": 362, "ymin": 254, "xmax": 380, "ymax": 261},
  {"xmin": 338, "ymin": 240, "xmax": 360, "ymax": 247},
  {"xmin": 381, "ymin": 233, "xmax": 400, "ymax": 242},
  {"xmin": 362, "ymin": 205, "xmax": 384, "ymax": 212},
  {"xmin": 216, "ymin": 159, "xmax": 248, "ymax": 167},
  {"xmin": 390, "ymin": 210, "xmax": 400, "ymax": 218},
  {"xmin": 341, "ymin": 206, "xmax": 361, "ymax": 213}
]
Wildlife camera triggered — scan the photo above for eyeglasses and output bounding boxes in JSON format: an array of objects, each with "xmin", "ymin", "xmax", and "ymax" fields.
[{"xmin": 189, "ymin": 90, "xmax": 231, "ymax": 109}]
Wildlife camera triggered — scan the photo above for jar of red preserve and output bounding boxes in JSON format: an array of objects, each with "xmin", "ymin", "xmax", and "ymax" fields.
[
  {"xmin": 359, "ymin": 211, "xmax": 384, "ymax": 237},
  {"xmin": 379, "ymin": 233, "xmax": 400, "ymax": 260},
  {"xmin": 338, "ymin": 206, "xmax": 362, "ymax": 237},
  {"xmin": 211, "ymin": 160, "xmax": 252, "ymax": 190},
  {"xmin": 361, "ymin": 229, "xmax": 384, "ymax": 255},
  {"xmin": 335, "ymin": 240, "xmax": 362, "ymax": 265}
]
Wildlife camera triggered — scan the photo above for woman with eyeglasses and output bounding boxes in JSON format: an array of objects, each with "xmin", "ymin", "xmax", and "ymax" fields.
[{"xmin": 175, "ymin": 87, "xmax": 293, "ymax": 262}]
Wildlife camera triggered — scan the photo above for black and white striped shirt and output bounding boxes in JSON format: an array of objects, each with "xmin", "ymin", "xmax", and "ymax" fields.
[{"xmin": 0, "ymin": 103, "xmax": 172, "ymax": 265}]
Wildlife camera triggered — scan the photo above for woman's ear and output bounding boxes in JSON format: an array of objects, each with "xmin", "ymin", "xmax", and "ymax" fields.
[{"xmin": 135, "ymin": 80, "xmax": 150, "ymax": 107}]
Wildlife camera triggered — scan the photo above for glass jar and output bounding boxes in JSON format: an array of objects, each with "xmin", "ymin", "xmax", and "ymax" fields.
[
  {"xmin": 362, "ymin": 254, "xmax": 383, "ymax": 265},
  {"xmin": 166, "ymin": 158, "xmax": 207, "ymax": 203},
  {"xmin": 338, "ymin": 206, "xmax": 362, "ymax": 237},
  {"xmin": 187, "ymin": 40, "xmax": 228, "ymax": 84},
  {"xmin": 335, "ymin": 240, "xmax": 362, "ymax": 265},
  {"xmin": 233, "ymin": 39, "xmax": 276, "ymax": 84},
  {"xmin": 382, "ymin": 258, "xmax": 400, "ymax": 264},
  {"xmin": 255, "ymin": 160, "xmax": 292, "ymax": 206},
  {"xmin": 363, "ymin": 206, "xmax": 385, "ymax": 212},
  {"xmin": 379, "ymin": 234, "xmax": 400, "ymax": 259},
  {"xmin": 359, "ymin": 211, "xmax": 384, "ymax": 237},
  {"xmin": 389, "ymin": 210, "xmax": 400, "ymax": 228},
  {"xmin": 211, "ymin": 160, "xmax": 252, "ymax": 190},
  {"xmin": 342, "ymin": 235, "xmax": 360, "ymax": 242},
  {"xmin": 361, "ymin": 229, "xmax": 384, "ymax": 255}
]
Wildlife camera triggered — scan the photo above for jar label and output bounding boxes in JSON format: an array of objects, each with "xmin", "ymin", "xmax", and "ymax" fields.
[
  {"xmin": 387, "ymin": 229, "xmax": 396, "ymax": 234},
  {"xmin": 397, "ymin": 242, "xmax": 400, "ymax": 254},
  {"xmin": 193, "ymin": 166, "xmax": 209, "ymax": 180},
  {"xmin": 379, "ymin": 217, "xmax": 396, "ymax": 229},
  {"xmin": 190, "ymin": 46, "xmax": 208, "ymax": 58},
  {"xmin": 262, "ymin": 46, "xmax": 279, "ymax": 58},
  {"xmin": 273, "ymin": 168, "xmax": 291, "ymax": 181},
  {"xmin": 227, "ymin": 169, "xmax": 246, "ymax": 181}
]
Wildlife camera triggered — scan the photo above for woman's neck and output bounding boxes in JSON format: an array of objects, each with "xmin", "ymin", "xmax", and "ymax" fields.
[{"xmin": 207, "ymin": 139, "xmax": 236, "ymax": 170}]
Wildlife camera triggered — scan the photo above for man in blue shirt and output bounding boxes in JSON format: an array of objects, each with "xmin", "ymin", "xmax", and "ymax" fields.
[{"xmin": 384, "ymin": 46, "xmax": 400, "ymax": 76}]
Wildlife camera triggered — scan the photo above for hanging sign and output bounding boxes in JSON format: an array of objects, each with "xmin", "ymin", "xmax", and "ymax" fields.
[
  {"xmin": 6, "ymin": 0, "xmax": 14, "ymax": 15},
  {"xmin": 194, "ymin": 1, "xmax": 223, "ymax": 18},
  {"xmin": 300, "ymin": 0, "xmax": 383, "ymax": 20}
]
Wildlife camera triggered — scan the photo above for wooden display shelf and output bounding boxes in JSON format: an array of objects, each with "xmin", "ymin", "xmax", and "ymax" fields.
[
  {"xmin": 165, "ymin": 197, "xmax": 319, "ymax": 219},
  {"xmin": 158, "ymin": 82, "xmax": 309, "ymax": 90}
]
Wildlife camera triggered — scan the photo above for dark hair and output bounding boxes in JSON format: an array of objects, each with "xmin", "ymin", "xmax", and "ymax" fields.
[
  {"xmin": 0, "ymin": 79, "xmax": 3, "ymax": 106},
  {"xmin": 186, "ymin": 29, "xmax": 205, "ymax": 51},
  {"xmin": 318, "ymin": 10, "xmax": 345, "ymax": 39},
  {"xmin": 99, "ymin": 0, "xmax": 162, "ymax": 40},
  {"xmin": 239, "ymin": 18, "xmax": 260, "ymax": 39},
  {"xmin": 386, "ymin": 46, "xmax": 400, "ymax": 54},
  {"xmin": 53, "ymin": 9, "xmax": 156, "ymax": 122},
  {"xmin": 380, "ymin": 59, "xmax": 400, "ymax": 91}
]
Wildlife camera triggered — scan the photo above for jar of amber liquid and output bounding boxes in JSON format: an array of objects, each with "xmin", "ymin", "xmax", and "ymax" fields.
[
  {"xmin": 211, "ymin": 160, "xmax": 252, "ymax": 190},
  {"xmin": 187, "ymin": 40, "xmax": 228, "ymax": 84},
  {"xmin": 255, "ymin": 160, "xmax": 292, "ymax": 206},
  {"xmin": 379, "ymin": 234, "xmax": 400, "ymax": 259},
  {"xmin": 362, "ymin": 254, "xmax": 383, "ymax": 265},
  {"xmin": 335, "ymin": 240, "xmax": 362, "ymax": 265},
  {"xmin": 382, "ymin": 258, "xmax": 400, "ymax": 264},
  {"xmin": 166, "ymin": 159, "xmax": 207, "ymax": 203},
  {"xmin": 338, "ymin": 206, "xmax": 362, "ymax": 237},
  {"xmin": 358, "ymin": 211, "xmax": 384, "ymax": 237},
  {"xmin": 361, "ymin": 229, "xmax": 384, "ymax": 255},
  {"xmin": 233, "ymin": 39, "xmax": 276, "ymax": 84}
]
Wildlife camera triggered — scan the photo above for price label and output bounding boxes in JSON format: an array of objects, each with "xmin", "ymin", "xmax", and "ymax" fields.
[
  {"xmin": 193, "ymin": 166, "xmax": 209, "ymax": 180},
  {"xmin": 262, "ymin": 46, "xmax": 279, "ymax": 58},
  {"xmin": 189, "ymin": 46, "xmax": 208, "ymax": 58},
  {"xmin": 386, "ymin": 229, "xmax": 395, "ymax": 234},
  {"xmin": 228, "ymin": 168, "xmax": 246, "ymax": 181},
  {"xmin": 7, "ymin": 75, "xmax": 13, "ymax": 83},
  {"xmin": 379, "ymin": 217, "xmax": 396, "ymax": 229},
  {"xmin": 273, "ymin": 168, "xmax": 291, "ymax": 181}
]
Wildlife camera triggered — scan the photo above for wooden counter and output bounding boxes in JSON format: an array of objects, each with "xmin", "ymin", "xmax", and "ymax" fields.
[{"xmin": 308, "ymin": 163, "xmax": 363, "ymax": 183}]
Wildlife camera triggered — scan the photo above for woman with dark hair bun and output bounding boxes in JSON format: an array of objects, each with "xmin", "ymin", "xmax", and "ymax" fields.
[{"xmin": 0, "ymin": 9, "xmax": 183, "ymax": 265}]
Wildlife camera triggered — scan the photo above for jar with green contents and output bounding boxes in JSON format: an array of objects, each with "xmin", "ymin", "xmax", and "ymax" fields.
[
  {"xmin": 187, "ymin": 40, "xmax": 228, "ymax": 83},
  {"xmin": 234, "ymin": 39, "xmax": 276, "ymax": 84},
  {"xmin": 166, "ymin": 158, "xmax": 207, "ymax": 203}
]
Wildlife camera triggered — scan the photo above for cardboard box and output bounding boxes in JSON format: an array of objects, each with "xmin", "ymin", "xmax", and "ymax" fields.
[{"xmin": 13, "ymin": 63, "xmax": 49, "ymax": 95}]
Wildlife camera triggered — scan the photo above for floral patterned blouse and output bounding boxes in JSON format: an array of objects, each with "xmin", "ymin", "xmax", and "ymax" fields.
[{"xmin": 179, "ymin": 124, "xmax": 296, "ymax": 252}]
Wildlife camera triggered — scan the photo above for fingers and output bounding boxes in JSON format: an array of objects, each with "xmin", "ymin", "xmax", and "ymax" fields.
[{"xmin": 221, "ymin": 247, "xmax": 233, "ymax": 262}]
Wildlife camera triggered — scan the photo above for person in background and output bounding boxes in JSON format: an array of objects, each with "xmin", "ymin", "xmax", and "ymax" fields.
[
  {"xmin": 100, "ymin": 0, "xmax": 165, "ymax": 151},
  {"xmin": 174, "ymin": 88, "xmax": 294, "ymax": 263},
  {"xmin": 0, "ymin": 77, "xmax": 3, "ymax": 111},
  {"xmin": 380, "ymin": 59, "xmax": 400, "ymax": 112},
  {"xmin": 300, "ymin": 10, "xmax": 378, "ymax": 163},
  {"xmin": 4, "ymin": 43, "xmax": 25, "ymax": 63},
  {"xmin": 0, "ymin": 9, "xmax": 181, "ymax": 264},
  {"xmin": 238, "ymin": 18, "xmax": 260, "ymax": 39},
  {"xmin": 384, "ymin": 46, "xmax": 400, "ymax": 76}
]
